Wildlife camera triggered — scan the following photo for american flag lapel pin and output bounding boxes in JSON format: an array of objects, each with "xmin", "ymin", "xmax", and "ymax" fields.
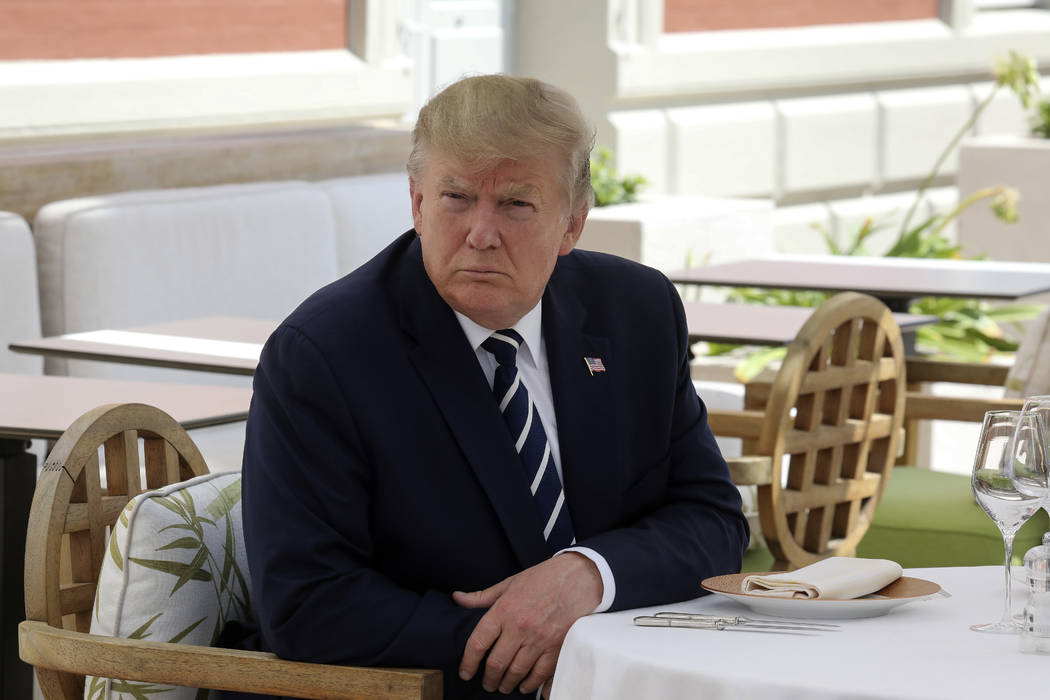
[{"xmin": 584, "ymin": 357, "xmax": 606, "ymax": 376}]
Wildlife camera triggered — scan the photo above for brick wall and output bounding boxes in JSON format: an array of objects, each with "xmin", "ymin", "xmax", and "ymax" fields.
[
  {"xmin": 664, "ymin": 0, "xmax": 938, "ymax": 32},
  {"xmin": 0, "ymin": 0, "xmax": 345, "ymax": 59}
]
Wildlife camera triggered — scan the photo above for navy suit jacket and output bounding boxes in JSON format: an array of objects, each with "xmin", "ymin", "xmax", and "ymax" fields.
[{"xmin": 239, "ymin": 231, "xmax": 748, "ymax": 699}]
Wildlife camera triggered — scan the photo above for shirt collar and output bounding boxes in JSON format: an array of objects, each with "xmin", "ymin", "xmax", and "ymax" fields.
[{"xmin": 455, "ymin": 303, "xmax": 543, "ymax": 365}]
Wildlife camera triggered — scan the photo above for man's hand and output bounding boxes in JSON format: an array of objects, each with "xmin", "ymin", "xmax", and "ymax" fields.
[{"xmin": 453, "ymin": 552, "xmax": 602, "ymax": 695}]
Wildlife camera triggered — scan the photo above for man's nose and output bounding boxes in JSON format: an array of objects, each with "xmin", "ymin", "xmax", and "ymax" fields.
[{"xmin": 465, "ymin": 203, "xmax": 501, "ymax": 249}]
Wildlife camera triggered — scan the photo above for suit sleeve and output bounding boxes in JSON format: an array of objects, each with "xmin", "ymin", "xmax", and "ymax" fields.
[
  {"xmin": 241, "ymin": 325, "xmax": 485, "ymax": 673},
  {"xmin": 576, "ymin": 278, "xmax": 750, "ymax": 610}
]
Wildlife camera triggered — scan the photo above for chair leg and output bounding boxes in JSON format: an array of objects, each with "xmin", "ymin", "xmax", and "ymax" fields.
[{"xmin": 2, "ymin": 439, "xmax": 36, "ymax": 700}]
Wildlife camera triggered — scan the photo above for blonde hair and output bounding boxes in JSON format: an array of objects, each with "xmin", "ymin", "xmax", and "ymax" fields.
[{"xmin": 407, "ymin": 74, "xmax": 595, "ymax": 213}]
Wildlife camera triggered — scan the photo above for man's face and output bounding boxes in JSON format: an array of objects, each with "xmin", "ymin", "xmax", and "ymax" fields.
[{"xmin": 411, "ymin": 150, "xmax": 586, "ymax": 330}]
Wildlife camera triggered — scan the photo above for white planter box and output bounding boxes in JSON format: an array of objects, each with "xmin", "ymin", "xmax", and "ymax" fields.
[
  {"xmin": 576, "ymin": 195, "xmax": 773, "ymax": 273},
  {"xmin": 957, "ymin": 136, "xmax": 1050, "ymax": 264}
]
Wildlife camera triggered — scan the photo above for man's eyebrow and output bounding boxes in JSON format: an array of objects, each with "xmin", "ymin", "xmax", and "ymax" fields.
[
  {"xmin": 503, "ymin": 182, "xmax": 542, "ymax": 199},
  {"xmin": 437, "ymin": 176, "xmax": 470, "ymax": 190}
]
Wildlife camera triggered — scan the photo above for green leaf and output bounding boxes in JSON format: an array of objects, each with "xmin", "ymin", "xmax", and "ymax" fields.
[
  {"xmin": 167, "ymin": 616, "xmax": 207, "ymax": 644},
  {"xmin": 734, "ymin": 346, "xmax": 788, "ymax": 383},
  {"xmin": 127, "ymin": 612, "xmax": 163, "ymax": 640},
  {"xmin": 704, "ymin": 342, "xmax": 740, "ymax": 357},
  {"xmin": 119, "ymin": 500, "xmax": 134, "ymax": 528},
  {"xmin": 87, "ymin": 675, "xmax": 107, "ymax": 700},
  {"xmin": 107, "ymin": 679, "xmax": 176, "ymax": 698},
  {"xmin": 175, "ymin": 547, "xmax": 212, "ymax": 595},
  {"xmin": 984, "ymin": 304, "xmax": 1045, "ymax": 322},
  {"xmin": 206, "ymin": 479, "xmax": 242, "ymax": 520},
  {"xmin": 109, "ymin": 531, "xmax": 123, "ymax": 572},
  {"xmin": 156, "ymin": 537, "xmax": 202, "ymax": 551},
  {"xmin": 151, "ymin": 495, "xmax": 189, "ymax": 519},
  {"xmin": 128, "ymin": 555, "xmax": 212, "ymax": 593},
  {"xmin": 220, "ymin": 510, "xmax": 236, "ymax": 590},
  {"xmin": 589, "ymin": 146, "xmax": 647, "ymax": 206}
]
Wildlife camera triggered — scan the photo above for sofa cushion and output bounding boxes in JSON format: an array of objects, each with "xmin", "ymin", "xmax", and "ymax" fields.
[
  {"xmin": 0, "ymin": 211, "xmax": 43, "ymax": 374},
  {"xmin": 88, "ymin": 471, "xmax": 250, "ymax": 699},
  {"xmin": 319, "ymin": 173, "xmax": 413, "ymax": 274},
  {"xmin": 34, "ymin": 181, "xmax": 339, "ymax": 344},
  {"xmin": 857, "ymin": 466, "xmax": 1050, "ymax": 567}
]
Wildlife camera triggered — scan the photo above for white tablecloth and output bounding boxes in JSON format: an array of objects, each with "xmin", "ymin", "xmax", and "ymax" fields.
[{"xmin": 552, "ymin": 566, "xmax": 1043, "ymax": 700}]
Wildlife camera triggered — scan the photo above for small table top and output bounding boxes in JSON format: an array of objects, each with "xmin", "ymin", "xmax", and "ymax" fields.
[
  {"xmin": 552, "ymin": 565, "xmax": 1038, "ymax": 700},
  {"xmin": 0, "ymin": 373, "xmax": 253, "ymax": 440},
  {"xmin": 669, "ymin": 254, "xmax": 1050, "ymax": 300},
  {"xmin": 684, "ymin": 301, "xmax": 936, "ymax": 346},
  {"xmin": 9, "ymin": 316, "xmax": 275, "ymax": 376},
  {"xmin": 11, "ymin": 305, "xmax": 938, "ymax": 376}
]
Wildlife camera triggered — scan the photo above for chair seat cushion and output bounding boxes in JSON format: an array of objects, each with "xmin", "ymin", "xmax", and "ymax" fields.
[
  {"xmin": 857, "ymin": 467, "xmax": 1050, "ymax": 567},
  {"xmin": 88, "ymin": 471, "xmax": 250, "ymax": 699}
]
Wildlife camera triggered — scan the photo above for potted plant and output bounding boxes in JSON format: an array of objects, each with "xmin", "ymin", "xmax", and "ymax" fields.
[
  {"xmin": 957, "ymin": 57, "xmax": 1050, "ymax": 266},
  {"xmin": 577, "ymin": 147, "xmax": 774, "ymax": 272},
  {"xmin": 703, "ymin": 51, "xmax": 1047, "ymax": 381}
]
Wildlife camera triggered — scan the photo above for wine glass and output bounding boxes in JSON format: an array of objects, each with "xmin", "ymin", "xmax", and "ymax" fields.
[
  {"xmin": 971, "ymin": 410, "xmax": 1044, "ymax": 633},
  {"xmin": 1013, "ymin": 395, "xmax": 1050, "ymax": 522}
]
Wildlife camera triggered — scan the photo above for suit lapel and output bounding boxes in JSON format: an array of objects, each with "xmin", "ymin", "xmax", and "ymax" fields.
[
  {"xmin": 543, "ymin": 260, "xmax": 622, "ymax": 539},
  {"xmin": 397, "ymin": 238, "xmax": 549, "ymax": 569}
]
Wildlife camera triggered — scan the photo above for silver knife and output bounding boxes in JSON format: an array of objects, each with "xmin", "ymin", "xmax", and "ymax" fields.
[
  {"xmin": 633, "ymin": 616, "xmax": 821, "ymax": 635},
  {"xmin": 654, "ymin": 611, "xmax": 840, "ymax": 629}
]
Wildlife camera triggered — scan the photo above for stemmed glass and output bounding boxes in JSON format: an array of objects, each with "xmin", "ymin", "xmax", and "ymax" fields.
[
  {"xmin": 1012, "ymin": 395, "xmax": 1050, "ymax": 526},
  {"xmin": 971, "ymin": 410, "xmax": 1044, "ymax": 633}
]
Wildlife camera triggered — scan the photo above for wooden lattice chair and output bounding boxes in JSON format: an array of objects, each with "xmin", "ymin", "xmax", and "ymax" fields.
[
  {"xmin": 20, "ymin": 402, "xmax": 441, "ymax": 700},
  {"xmin": 708, "ymin": 292, "xmax": 907, "ymax": 571}
]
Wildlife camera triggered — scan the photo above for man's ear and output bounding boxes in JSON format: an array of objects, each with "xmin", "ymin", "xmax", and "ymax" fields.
[
  {"xmin": 558, "ymin": 205, "xmax": 590, "ymax": 256},
  {"xmin": 409, "ymin": 178, "xmax": 424, "ymax": 234}
]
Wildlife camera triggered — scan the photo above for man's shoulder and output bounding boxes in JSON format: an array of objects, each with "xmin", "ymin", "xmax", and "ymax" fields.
[
  {"xmin": 278, "ymin": 230, "xmax": 418, "ymax": 343},
  {"xmin": 555, "ymin": 248, "xmax": 670, "ymax": 295}
]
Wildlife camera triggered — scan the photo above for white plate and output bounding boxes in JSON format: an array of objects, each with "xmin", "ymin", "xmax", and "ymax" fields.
[{"xmin": 700, "ymin": 572, "xmax": 943, "ymax": 620}]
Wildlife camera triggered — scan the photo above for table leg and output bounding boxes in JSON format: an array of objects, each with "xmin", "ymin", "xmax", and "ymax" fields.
[{"xmin": 1, "ymin": 438, "xmax": 36, "ymax": 699}]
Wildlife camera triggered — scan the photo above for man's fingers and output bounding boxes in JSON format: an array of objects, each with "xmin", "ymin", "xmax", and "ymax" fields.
[
  {"xmin": 453, "ymin": 578, "xmax": 510, "ymax": 609},
  {"xmin": 458, "ymin": 615, "xmax": 501, "ymax": 681},
  {"xmin": 517, "ymin": 650, "xmax": 557, "ymax": 695},
  {"xmin": 489, "ymin": 640, "xmax": 541, "ymax": 694}
]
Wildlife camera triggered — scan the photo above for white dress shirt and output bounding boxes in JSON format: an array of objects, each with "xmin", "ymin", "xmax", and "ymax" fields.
[{"xmin": 455, "ymin": 306, "xmax": 615, "ymax": 613}]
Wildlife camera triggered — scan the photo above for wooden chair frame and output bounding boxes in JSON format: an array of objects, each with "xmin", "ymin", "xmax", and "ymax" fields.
[
  {"xmin": 20, "ymin": 402, "xmax": 441, "ymax": 700},
  {"xmin": 710, "ymin": 293, "xmax": 907, "ymax": 570}
]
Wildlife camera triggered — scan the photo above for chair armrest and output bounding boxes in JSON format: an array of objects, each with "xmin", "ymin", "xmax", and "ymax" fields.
[
  {"xmin": 725, "ymin": 456, "xmax": 772, "ymax": 486},
  {"xmin": 905, "ymin": 357, "xmax": 1010, "ymax": 386},
  {"xmin": 904, "ymin": 393, "xmax": 1025, "ymax": 422},
  {"xmin": 707, "ymin": 410, "xmax": 765, "ymax": 439},
  {"xmin": 18, "ymin": 621, "xmax": 441, "ymax": 700}
]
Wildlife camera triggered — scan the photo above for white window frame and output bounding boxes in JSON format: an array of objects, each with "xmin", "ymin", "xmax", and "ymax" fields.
[
  {"xmin": 610, "ymin": 0, "xmax": 1050, "ymax": 100},
  {"xmin": 0, "ymin": 0, "xmax": 412, "ymax": 141}
]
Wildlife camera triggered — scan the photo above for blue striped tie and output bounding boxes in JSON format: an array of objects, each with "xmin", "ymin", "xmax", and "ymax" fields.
[{"xmin": 482, "ymin": 329, "xmax": 575, "ymax": 552}]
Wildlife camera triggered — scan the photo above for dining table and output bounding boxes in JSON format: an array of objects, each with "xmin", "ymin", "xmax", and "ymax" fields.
[
  {"xmin": 9, "ymin": 304, "xmax": 940, "ymax": 380},
  {"xmin": 551, "ymin": 565, "xmax": 1038, "ymax": 700},
  {"xmin": 0, "ymin": 373, "xmax": 253, "ymax": 700},
  {"xmin": 667, "ymin": 254, "xmax": 1050, "ymax": 312}
]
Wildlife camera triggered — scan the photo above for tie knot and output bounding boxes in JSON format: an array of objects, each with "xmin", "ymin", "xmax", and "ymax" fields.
[{"xmin": 481, "ymin": 329, "xmax": 524, "ymax": 367}]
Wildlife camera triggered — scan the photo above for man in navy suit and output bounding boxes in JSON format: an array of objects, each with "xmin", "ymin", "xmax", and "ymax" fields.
[{"xmin": 240, "ymin": 74, "xmax": 748, "ymax": 699}]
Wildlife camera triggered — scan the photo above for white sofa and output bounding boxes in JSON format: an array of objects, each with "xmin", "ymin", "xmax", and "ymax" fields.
[
  {"xmin": 1, "ymin": 211, "xmax": 43, "ymax": 376},
  {"xmin": 31, "ymin": 174, "xmax": 413, "ymax": 470}
]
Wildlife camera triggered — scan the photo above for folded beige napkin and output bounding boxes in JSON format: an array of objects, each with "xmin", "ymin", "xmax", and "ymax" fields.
[{"xmin": 741, "ymin": 557, "xmax": 903, "ymax": 599}]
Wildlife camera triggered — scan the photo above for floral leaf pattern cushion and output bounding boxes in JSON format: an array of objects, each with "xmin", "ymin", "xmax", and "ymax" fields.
[{"xmin": 86, "ymin": 472, "xmax": 253, "ymax": 700}]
